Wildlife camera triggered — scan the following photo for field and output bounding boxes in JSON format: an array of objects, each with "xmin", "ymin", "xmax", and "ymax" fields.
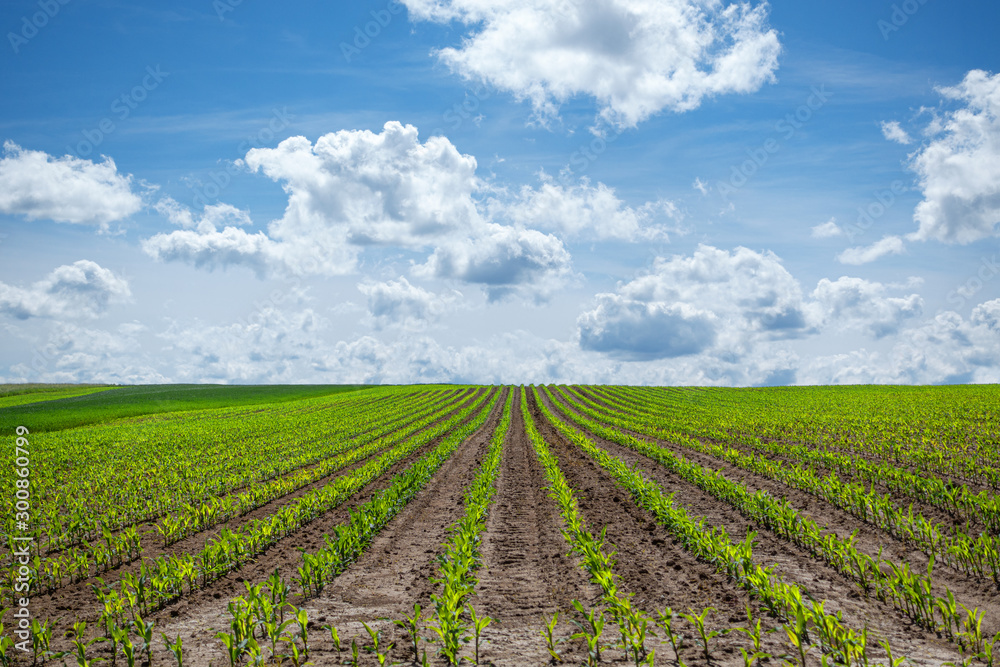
[{"xmin": 2, "ymin": 384, "xmax": 1000, "ymax": 666}]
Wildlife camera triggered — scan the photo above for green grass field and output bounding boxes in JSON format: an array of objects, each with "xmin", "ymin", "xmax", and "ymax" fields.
[{"xmin": 0, "ymin": 383, "xmax": 372, "ymax": 433}]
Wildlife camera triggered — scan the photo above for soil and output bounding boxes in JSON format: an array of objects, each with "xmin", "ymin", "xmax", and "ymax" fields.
[{"xmin": 17, "ymin": 386, "xmax": 994, "ymax": 667}]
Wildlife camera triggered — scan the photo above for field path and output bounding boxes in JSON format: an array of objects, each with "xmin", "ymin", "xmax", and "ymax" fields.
[{"xmin": 473, "ymin": 386, "xmax": 601, "ymax": 666}]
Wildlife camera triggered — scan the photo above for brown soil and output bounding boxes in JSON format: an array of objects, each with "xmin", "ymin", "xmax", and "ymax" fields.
[
  {"xmin": 27, "ymin": 388, "xmax": 490, "ymax": 663},
  {"xmin": 17, "ymin": 386, "xmax": 994, "ymax": 667},
  {"xmin": 538, "ymin": 388, "xmax": 967, "ymax": 665}
]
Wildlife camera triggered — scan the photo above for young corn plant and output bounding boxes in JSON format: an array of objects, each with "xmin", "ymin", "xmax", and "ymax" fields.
[
  {"xmin": 570, "ymin": 600, "xmax": 605, "ymax": 666},
  {"xmin": 30, "ymin": 617, "xmax": 55, "ymax": 667},
  {"xmin": 361, "ymin": 622, "xmax": 395, "ymax": 666},
  {"xmin": 393, "ymin": 603, "xmax": 424, "ymax": 663},
  {"xmin": 681, "ymin": 607, "xmax": 727, "ymax": 664},
  {"xmin": 541, "ymin": 612, "xmax": 564, "ymax": 663},
  {"xmin": 161, "ymin": 633, "xmax": 183, "ymax": 667},
  {"xmin": 468, "ymin": 604, "xmax": 492, "ymax": 666},
  {"xmin": 655, "ymin": 607, "xmax": 685, "ymax": 666}
]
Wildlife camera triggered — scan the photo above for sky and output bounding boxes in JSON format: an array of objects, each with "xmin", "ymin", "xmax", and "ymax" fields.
[{"xmin": 0, "ymin": 0, "xmax": 999, "ymax": 386}]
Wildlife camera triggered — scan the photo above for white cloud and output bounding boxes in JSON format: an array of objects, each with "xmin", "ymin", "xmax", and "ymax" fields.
[
  {"xmin": 417, "ymin": 223, "xmax": 574, "ymax": 302},
  {"xmin": 5, "ymin": 321, "xmax": 163, "ymax": 384},
  {"xmin": 143, "ymin": 223, "xmax": 282, "ymax": 278},
  {"xmin": 244, "ymin": 122, "xmax": 482, "ymax": 249},
  {"xmin": 908, "ymin": 70, "xmax": 1000, "ymax": 243},
  {"xmin": 809, "ymin": 276, "xmax": 923, "ymax": 338},
  {"xmin": 692, "ymin": 177, "xmax": 708, "ymax": 195},
  {"xmin": 837, "ymin": 235, "xmax": 905, "ymax": 265},
  {"xmin": 154, "ymin": 196, "xmax": 252, "ymax": 232},
  {"xmin": 811, "ymin": 218, "xmax": 843, "ymax": 239},
  {"xmin": 0, "ymin": 142, "xmax": 143, "ymax": 228},
  {"xmin": 802, "ymin": 299, "xmax": 1000, "ymax": 385},
  {"xmin": 158, "ymin": 306, "xmax": 325, "ymax": 383},
  {"xmin": 577, "ymin": 245, "xmax": 809, "ymax": 361},
  {"xmin": 357, "ymin": 277, "xmax": 457, "ymax": 329},
  {"xmin": 403, "ymin": 0, "xmax": 781, "ymax": 127},
  {"xmin": 0, "ymin": 260, "xmax": 131, "ymax": 320},
  {"xmin": 497, "ymin": 175, "xmax": 677, "ymax": 241},
  {"xmin": 880, "ymin": 120, "xmax": 912, "ymax": 145},
  {"xmin": 143, "ymin": 123, "xmax": 590, "ymax": 302}
]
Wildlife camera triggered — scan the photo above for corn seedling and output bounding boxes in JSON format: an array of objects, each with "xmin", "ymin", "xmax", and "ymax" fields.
[
  {"xmin": 681, "ymin": 607, "xmax": 726, "ymax": 664},
  {"xmin": 570, "ymin": 600, "xmax": 605, "ymax": 665},
  {"xmin": 468, "ymin": 604, "xmax": 492, "ymax": 666},
  {"xmin": 541, "ymin": 612, "xmax": 564, "ymax": 663},
  {"xmin": 161, "ymin": 633, "xmax": 183, "ymax": 667},
  {"xmin": 393, "ymin": 603, "xmax": 423, "ymax": 662}
]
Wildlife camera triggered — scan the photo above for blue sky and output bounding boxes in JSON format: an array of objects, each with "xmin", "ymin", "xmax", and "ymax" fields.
[{"xmin": 1, "ymin": 0, "xmax": 998, "ymax": 385}]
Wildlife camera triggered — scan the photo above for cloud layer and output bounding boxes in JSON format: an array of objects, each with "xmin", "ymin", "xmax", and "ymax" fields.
[
  {"xmin": 0, "ymin": 260, "xmax": 132, "ymax": 320},
  {"xmin": 908, "ymin": 70, "xmax": 1000, "ymax": 244},
  {"xmin": 0, "ymin": 142, "xmax": 143, "ymax": 228},
  {"xmin": 403, "ymin": 0, "xmax": 781, "ymax": 126}
]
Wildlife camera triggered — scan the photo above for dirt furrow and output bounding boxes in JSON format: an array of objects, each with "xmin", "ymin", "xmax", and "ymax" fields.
[
  {"xmin": 473, "ymin": 387, "xmax": 602, "ymax": 666},
  {"xmin": 139, "ymin": 388, "xmax": 499, "ymax": 667},
  {"xmin": 536, "ymin": 388, "xmax": 965, "ymax": 666},
  {"xmin": 35, "ymin": 389, "xmax": 488, "ymax": 656},
  {"xmin": 528, "ymin": 390, "xmax": 790, "ymax": 666}
]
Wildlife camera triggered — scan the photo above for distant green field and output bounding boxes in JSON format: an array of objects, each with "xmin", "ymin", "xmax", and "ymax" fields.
[
  {"xmin": 0, "ymin": 385, "xmax": 115, "ymax": 409},
  {"xmin": 0, "ymin": 384, "xmax": 371, "ymax": 433}
]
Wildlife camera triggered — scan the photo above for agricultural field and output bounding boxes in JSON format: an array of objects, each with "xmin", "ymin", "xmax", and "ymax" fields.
[{"xmin": 2, "ymin": 383, "xmax": 1000, "ymax": 666}]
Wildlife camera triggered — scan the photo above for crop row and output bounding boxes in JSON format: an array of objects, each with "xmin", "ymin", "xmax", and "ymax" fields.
[
  {"xmin": 426, "ymin": 387, "xmax": 512, "ymax": 665},
  {"xmin": 89, "ymin": 388, "xmax": 494, "ymax": 619},
  {"xmin": 543, "ymin": 387, "xmax": 999, "ymax": 661},
  {"xmin": 2, "ymin": 386, "xmax": 437, "ymax": 557},
  {"xmin": 596, "ymin": 385, "xmax": 1000, "ymax": 537},
  {"xmin": 606, "ymin": 385, "xmax": 1000, "ymax": 490}
]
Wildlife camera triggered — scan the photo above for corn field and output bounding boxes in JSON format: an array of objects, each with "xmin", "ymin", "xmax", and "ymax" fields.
[{"xmin": 2, "ymin": 383, "xmax": 1000, "ymax": 665}]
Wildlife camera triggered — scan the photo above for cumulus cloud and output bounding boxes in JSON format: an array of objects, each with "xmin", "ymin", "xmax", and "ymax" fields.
[
  {"xmin": 154, "ymin": 196, "xmax": 253, "ymax": 231},
  {"xmin": 403, "ymin": 0, "xmax": 781, "ymax": 127},
  {"xmin": 357, "ymin": 277, "xmax": 457, "ymax": 329},
  {"xmin": 578, "ymin": 299, "xmax": 715, "ymax": 360},
  {"xmin": 880, "ymin": 120, "xmax": 912, "ymax": 145},
  {"xmin": 837, "ymin": 235, "xmax": 905, "ymax": 265},
  {"xmin": 143, "ymin": 122, "xmax": 590, "ymax": 301},
  {"xmin": 908, "ymin": 70, "xmax": 1000, "ymax": 243},
  {"xmin": 244, "ymin": 121, "xmax": 481, "ymax": 249},
  {"xmin": 417, "ymin": 223, "xmax": 574, "ymax": 302},
  {"xmin": 809, "ymin": 276, "xmax": 923, "ymax": 338},
  {"xmin": 6, "ymin": 321, "xmax": 163, "ymax": 384},
  {"xmin": 497, "ymin": 175, "xmax": 678, "ymax": 241},
  {"xmin": 803, "ymin": 299, "xmax": 1000, "ymax": 385},
  {"xmin": 0, "ymin": 260, "xmax": 131, "ymax": 320},
  {"xmin": 811, "ymin": 218, "xmax": 843, "ymax": 239},
  {"xmin": 577, "ymin": 245, "xmax": 808, "ymax": 361},
  {"xmin": 158, "ymin": 306, "xmax": 325, "ymax": 383},
  {"xmin": 0, "ymin": 142, "xmax": 143, "ymax": 228}
]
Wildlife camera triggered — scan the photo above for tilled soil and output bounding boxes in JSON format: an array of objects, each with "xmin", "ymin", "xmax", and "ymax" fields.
[
  {"xmin": 24, "ymin": 386, "xmax": 993, "ymax": 667},
  {"xmin": 539, "ymin": 388, "xmax": 967, "ymax": 665},
  {"xmin": 33, "ymin": 388, "xmax": 490, "ymax": 664},
  {"xmin": 291, "ymin": 387, "xmax": 510, "ymax": 667},
  {"xmin": 529, "ymin": 389, "xmax": 790, "ymax": 665},
  {"xmin": 474, "ymin": 387, "xmax": 601, "ymax": 666}
]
